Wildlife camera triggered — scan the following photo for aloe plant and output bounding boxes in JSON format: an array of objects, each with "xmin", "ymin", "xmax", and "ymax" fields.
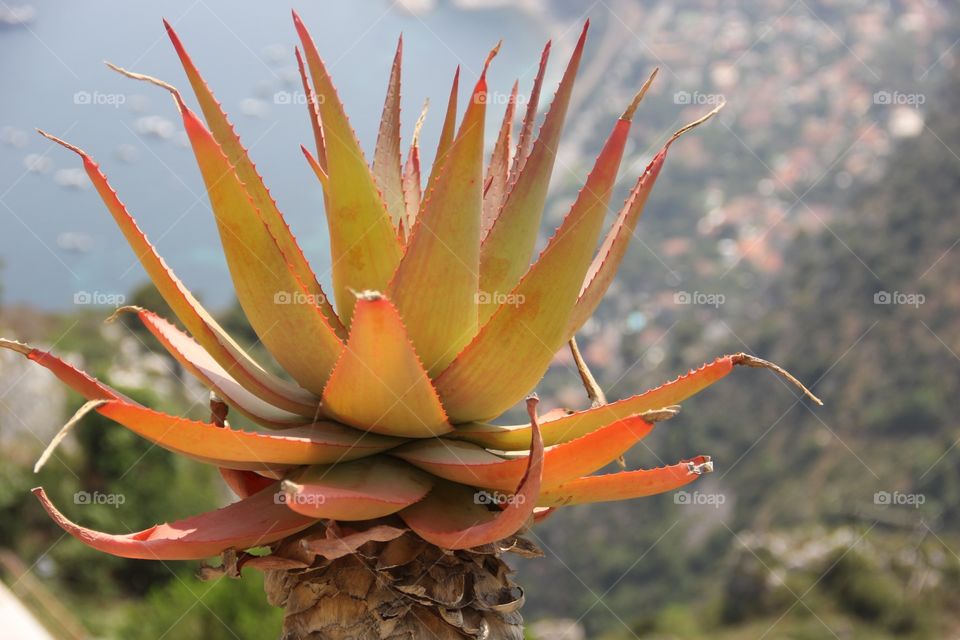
[{"xmin": 2, "ymin": 13, "xmax": 821, "ymax": 638}]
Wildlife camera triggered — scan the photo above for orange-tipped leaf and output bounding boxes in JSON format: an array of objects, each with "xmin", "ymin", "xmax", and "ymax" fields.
[
  {"xmin": 537, "ymin": 456, "xmax": 712, "ymax": 507},
  {"xmin": 387, "ymin": 49, "xmax": 495, "ymax": 373},
  {"xmin": 37, "ymin": 132, "xmax": 319, "ymax": 416},
  {"xmin": 391, "ymin": 413, "xmax": 653, "ymax": 491},
  {"xmin": 320, "ymin": 294, "xmax": 451, "ymax": 437},
  {"xmin": 478, "ymin": 24, "xmax": 587, "ymax": 323}
]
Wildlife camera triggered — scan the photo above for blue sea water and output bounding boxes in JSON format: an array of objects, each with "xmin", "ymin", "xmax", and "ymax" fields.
[{"xmin": 0, "ymin": 0, "xmax": 544, "ymax": 310}]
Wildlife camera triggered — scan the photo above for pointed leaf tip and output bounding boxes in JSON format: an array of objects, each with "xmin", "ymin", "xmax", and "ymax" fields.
[
  {"xmin": 295, "ymin": 11, "xmax": 404, "ymax": 322},
  {"xmin": 36, "ymin": 129, "xmax": 84, "ymax": 156},
  {"xmin": 536, "ymin": 455, "xmax": 711, "ymax": 508},
  {"xmin": 484, "ymin": 40, "xmax": 502, "ymax": 71},
  {"xmin": 621, "ymin": 67, "xmax": 659, "ymax": 121},
  {"xmin": 321, "ymin": 295, "xmax": 450, "ymax": 437}
]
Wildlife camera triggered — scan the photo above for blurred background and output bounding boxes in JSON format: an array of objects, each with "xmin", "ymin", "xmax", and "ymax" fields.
[{"xmin": 1, "ymin": 0, "xmax": 958, "ymax": 638}]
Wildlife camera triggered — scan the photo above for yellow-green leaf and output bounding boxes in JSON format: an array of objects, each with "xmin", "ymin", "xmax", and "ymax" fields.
[
  {"xmin": 435, "ymin": 96, "xmax": 633, "ymax": 423},
  {"xmin": 175, "ymin": 92, "xmax": 344, "ymax": 395},
  {"xmin": 294, "ymin": 11, "xmax": 403, "ymax": 323},
  {"xmin": 165, "ymin": 21, "xmax": 344, "ymax": 336},
  {"xmin": 373, "ymin": 36, "xmax": 406, "ymax": 229},
  {"xmin": 38, "ymin": 132, "xmax": 319, "ymax": 416},
  {"xmin": 388, "ymin": 50, "xmax": 495, "ymax": 373}
]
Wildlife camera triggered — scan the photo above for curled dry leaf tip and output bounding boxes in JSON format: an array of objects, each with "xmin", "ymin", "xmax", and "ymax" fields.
[
  {"xmin": 104, "ymin": 305, "xmax": 145, "ymax": 324},
  {"xmin": 732, "ymin": 353, "xmax": 823, "ymax": 405},
  {"xmin": 638, "ymin": 406, "xmax": 681, "ymax": 423},
  {"xmin": 0, "ymin": 338, "xmax": 31, "ymax": 356},
  {"xmin": 669, "ymin": 100, "xmax": 725, "ymax": 145},
  {"xmin": 621, "ymin": 67, "xmax": 659, "ymax": 121}
]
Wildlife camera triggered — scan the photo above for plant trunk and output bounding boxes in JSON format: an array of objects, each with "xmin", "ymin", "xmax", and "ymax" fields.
[{"xmin": 258, "ymin": 525, "xmax": 535, "ymax": 639}]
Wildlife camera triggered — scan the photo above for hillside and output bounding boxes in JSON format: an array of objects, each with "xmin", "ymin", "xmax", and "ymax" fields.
[{"xmin": 518, "ymin": 62, "xmax": 960, "ymax": 640}]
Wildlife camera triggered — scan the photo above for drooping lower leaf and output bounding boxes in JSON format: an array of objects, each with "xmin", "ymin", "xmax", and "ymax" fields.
[
  {"xmin": 537, "ymin": 456, "xmax": 712, "ymax": 507},
  {"xmin": 281, "ymin": 456, "xmax": 433, "ymax": 520},
  {"xmin": 220, "ymin": 469, "xmax": 276, "ymax": 498},
  {"xmin": 32, "ymin": 484, "xmax": 315, "ymax": 560},
  {"xmin": 398, "ymin": 399, "xmax": 543, "ymax": 549}
]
